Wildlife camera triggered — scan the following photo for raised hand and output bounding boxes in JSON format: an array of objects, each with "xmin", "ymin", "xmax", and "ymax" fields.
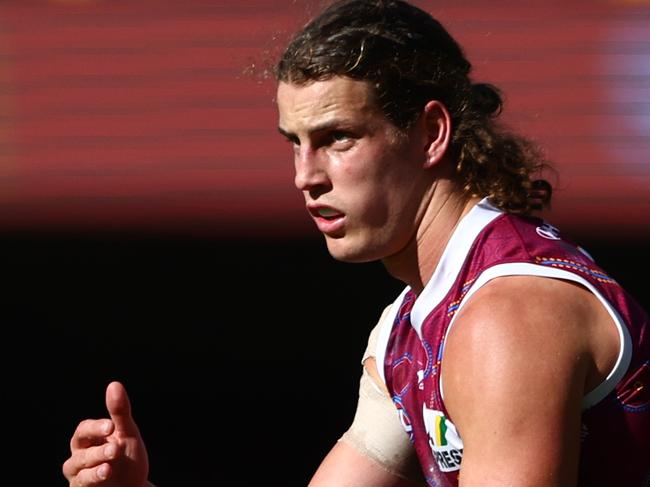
[{"xmin": 63, "ymin": 381, "xmax": 150, "ymax": 487}]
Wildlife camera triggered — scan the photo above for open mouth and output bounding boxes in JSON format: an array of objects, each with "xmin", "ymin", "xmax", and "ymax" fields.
[{"xmin": 317, "ymin": 208, "xmax": 343, "ymax": 220}]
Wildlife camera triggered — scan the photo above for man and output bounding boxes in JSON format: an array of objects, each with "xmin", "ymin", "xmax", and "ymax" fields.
[{"xmin": 63, "ymin": 1, "xmax": 649, "ymax": 486}]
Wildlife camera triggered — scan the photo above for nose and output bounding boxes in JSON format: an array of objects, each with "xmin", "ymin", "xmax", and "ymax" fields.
[{"xmin": 293, "ymin": 146, "xmax": 330, "ymax": 193}]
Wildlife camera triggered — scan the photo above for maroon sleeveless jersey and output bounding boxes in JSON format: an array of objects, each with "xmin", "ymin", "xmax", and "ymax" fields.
[{"xmin": 376, "ymin": 200, "xmax": 649, "ymax": 486}]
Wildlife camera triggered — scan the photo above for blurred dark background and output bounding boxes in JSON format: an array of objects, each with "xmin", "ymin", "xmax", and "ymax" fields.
[{"xmin": 1, "ymin": 1, "xmax": 648, "ymax": 485}]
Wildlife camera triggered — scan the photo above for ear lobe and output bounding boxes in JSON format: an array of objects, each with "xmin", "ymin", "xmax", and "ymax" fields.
[{"xmin": 422, "ymin": 100, "xmax": 452, "ymax": 169}]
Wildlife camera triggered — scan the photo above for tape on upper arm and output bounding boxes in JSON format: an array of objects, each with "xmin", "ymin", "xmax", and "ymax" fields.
[{"xmin": 339, "ymin": 305, "xmax": 423, "ymax": 481}]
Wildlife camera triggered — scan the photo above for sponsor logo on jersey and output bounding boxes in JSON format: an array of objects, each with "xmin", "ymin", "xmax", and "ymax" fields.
[
  {"xmin": 536, "ymin": 222, "xmax": 562, "ymax": 240},
  {"xmin": 423, "ymin": 405, "xmax": 464, "ymax": 472}
]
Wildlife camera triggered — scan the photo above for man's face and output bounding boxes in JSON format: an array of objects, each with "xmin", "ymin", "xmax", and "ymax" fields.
[{"xmin": 277, "ymin": 76, "xmax": 433, "ymax": 263}]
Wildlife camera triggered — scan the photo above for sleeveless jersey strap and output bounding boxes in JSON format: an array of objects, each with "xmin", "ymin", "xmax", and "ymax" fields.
[{"xmin": 439, "ymin": 263, "xmax": 632, "ymax": 410}]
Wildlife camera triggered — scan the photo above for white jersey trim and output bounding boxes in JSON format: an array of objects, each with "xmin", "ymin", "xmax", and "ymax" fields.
[
  {"xmin": 376, "ymin": 287, "xmax": 410, "ymax": 386},
  {"xmin": 438, "ymin": 262, "xmax": 633, "ymax": 410},
  {"xmin": 411, "ymin": 199, "xmax": 503, "ymax": 338},
  {"xmin": 377, "ymin": 198, "xmax": 502, "ymax": 385}
]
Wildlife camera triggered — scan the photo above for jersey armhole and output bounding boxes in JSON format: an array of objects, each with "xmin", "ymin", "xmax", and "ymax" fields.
[{"xmin": 439, "ymin": 263, "xmax": 632, "ymax": 410}]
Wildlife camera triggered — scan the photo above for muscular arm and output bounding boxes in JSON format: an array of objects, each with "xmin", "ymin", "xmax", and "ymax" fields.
[
  {"xmin": 309, "ymin": 358, "xmax": 425, "ymax": 487},
  {"xmin": 442, "ymin": 276, "xmax": 618, "ymax": 487}
]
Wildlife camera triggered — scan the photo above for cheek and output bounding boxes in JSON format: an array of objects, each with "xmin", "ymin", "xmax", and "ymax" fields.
[
  {"xmin": 353, "ymin": 164, "xmax": 403, "ymax": 218},
  {"xmin": 351, "ymin": 183, "xmax": 409, "ymax": 232},
  {"xmin": 336, "ymin": 144, "xmax": 420, "ymax": 219}
]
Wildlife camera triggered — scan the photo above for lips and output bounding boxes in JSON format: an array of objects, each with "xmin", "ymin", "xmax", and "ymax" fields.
[
  {"xmin": 307, "ymin": 205, "xmax": 346, "ymax": 234},
  {"xmin": 316, "ymin": 207, "xmax": 343, "ymax": 220}
]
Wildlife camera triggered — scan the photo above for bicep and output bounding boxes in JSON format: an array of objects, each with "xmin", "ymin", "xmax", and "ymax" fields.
[{"xmin": 442, "ymin": 277, "xmax": 594, "ymax": 486}]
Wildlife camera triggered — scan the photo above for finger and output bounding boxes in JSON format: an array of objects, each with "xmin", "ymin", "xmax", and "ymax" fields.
[
  {"xmin": 105, "ymin": 381, "xmax": 139, "ymax": 436},
  {"xmin": 70, "ymin": 462, "xmax": 112, "ymax": 486},
  {"xmin": 63, "ymin": 442, "xmax": 121, "ymax": 479},
  {"xmin": 71, "ymin": 419, "xmax": 114, "ymax": 450}
]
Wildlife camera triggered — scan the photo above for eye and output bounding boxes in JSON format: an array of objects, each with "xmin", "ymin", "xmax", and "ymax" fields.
[
  {"xmin": 326, "ymin": 131, "xmax": 357, "ymax": 150},
  {"xmin": 284, "ymin": 135, "xmax": 300, "ymax": 146},
  {"xmin": 331, "ymin": 131, "xmax": 350, "ymax": 143}
]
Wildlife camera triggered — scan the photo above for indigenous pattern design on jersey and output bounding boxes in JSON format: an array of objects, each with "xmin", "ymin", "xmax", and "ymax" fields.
[{"xmin": 376, "ymin": 199, "xmax": 649, "ymax": 487}]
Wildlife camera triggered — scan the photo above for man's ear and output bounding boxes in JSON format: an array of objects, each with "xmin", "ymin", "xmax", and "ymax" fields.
[{"xmin": 422, "ymin": 100, "xmax": 452, "ymax": 169}]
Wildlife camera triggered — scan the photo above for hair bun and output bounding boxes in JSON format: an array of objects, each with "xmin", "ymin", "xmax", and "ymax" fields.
[{"xmin": 471, "ymin": 83, "xmax": 502, "ymax": 116}]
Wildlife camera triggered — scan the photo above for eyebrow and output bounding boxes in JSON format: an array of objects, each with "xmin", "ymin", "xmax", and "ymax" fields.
[{"xmin": 278, "ymin": 120, "xmax": 352, "ymax": 139}]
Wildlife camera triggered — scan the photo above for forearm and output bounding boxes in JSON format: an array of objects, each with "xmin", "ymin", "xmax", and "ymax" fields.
[{"xmin": 310, "ymin": 441, "xmax": 425, "ymax": 487}]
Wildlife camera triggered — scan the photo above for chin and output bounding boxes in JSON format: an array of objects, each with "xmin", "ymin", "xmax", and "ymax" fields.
[{"xmin": 324, "ymin": 235, "xmax": 383, "ymax": 263}]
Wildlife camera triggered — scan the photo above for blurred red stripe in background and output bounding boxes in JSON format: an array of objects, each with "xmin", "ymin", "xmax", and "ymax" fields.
[{"xmin": 0, "ymin": 0, "xmax": 648, "ymax": 238}]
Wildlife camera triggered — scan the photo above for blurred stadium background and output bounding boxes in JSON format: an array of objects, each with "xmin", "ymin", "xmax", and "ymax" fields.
[{"xmin": 1, "ymin": 1, "xmax": 648, "ymax": 485}]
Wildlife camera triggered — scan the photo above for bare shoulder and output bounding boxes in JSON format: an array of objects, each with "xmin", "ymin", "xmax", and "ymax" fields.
[
  {"xmin": 451, "ymin": 275, "xmax": 617, "ymax": 367},
  {"xmin": 442, "ymin": 275, "xmax": 596, "ymax": 407},
  {"xmin": 441, "ymin": 275, "xmax": 619, "ymax": 485},
  {"xmin": 443, "ymin": 274, "xmax": 619, "ymax": 404}
]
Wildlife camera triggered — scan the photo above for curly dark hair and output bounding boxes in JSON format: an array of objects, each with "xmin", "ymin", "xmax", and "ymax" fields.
[{"xmin": 275, "ymin": 0, "xmax": 552, "ymax": 214}]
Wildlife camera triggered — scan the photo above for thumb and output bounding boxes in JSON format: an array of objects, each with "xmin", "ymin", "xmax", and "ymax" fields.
[{"xmin": 105, "ymin": 381, "xmax": 139, "ymax": 436}]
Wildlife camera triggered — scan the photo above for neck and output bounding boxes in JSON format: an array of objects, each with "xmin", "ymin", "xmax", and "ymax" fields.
[{"xmin": 382, "ymin": 189, "xmax": 481, "ymax": 295}]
